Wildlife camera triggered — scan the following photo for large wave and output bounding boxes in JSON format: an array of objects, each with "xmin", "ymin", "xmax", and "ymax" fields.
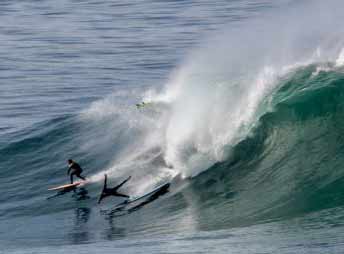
[
  {"xmin": 81, "ymin": 0, "xmax": 344, "ymax": 184},
  {"xmin": 179, "ymin": 64, "xmax": 344, "ymax": 230}
]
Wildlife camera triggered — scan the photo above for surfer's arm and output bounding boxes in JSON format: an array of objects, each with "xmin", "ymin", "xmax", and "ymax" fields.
[
  {"xmin": 67, "ymin": 166, "xmax": 72, "ymax": 175},
  {"xmin": 104, "ymin": 174, "xmax": 108, "ymax": 189}
]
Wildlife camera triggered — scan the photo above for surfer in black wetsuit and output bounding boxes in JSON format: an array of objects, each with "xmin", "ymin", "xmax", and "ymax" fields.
[
  {"xmin": 67, "ymin": 159, "xmax": 86, "ymax": 184},
  {"xmin": 98, "ymin": 174, "xmax": 131, "ymax": 204}
]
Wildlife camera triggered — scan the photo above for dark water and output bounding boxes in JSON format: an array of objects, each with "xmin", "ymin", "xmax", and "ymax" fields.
[{"xmin": 2, "ymin": 0, "xmax": 344, "ymax": 253}]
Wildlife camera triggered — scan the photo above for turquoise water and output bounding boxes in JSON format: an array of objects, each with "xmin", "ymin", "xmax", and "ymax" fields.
[{"xmin": 2, "ymin": 0, "xmax": 344, "ymax": 253}]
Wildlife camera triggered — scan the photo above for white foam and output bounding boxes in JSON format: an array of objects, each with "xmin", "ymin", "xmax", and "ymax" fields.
[{"xmin": 336, "ymin": 48, "xmax": 344, "ymax": 67}]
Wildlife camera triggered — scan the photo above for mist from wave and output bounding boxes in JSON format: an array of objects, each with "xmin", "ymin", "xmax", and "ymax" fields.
[{"xmin": 81, "ymin": 0, "xmax": 344, "ymax": 186}]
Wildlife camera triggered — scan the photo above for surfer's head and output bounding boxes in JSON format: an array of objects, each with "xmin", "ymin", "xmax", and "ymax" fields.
[{"xmin": 68, "ymin": 159, "xmax": 73, "ymax": 164}]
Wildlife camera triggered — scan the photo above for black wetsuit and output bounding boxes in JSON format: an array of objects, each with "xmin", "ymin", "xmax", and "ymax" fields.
[
  {"xmin": 98, "ymin": 174, "xmax": 130, "ymax": 204},
  {"xmin": 68, "ymin": 162, "xmax": 86, "ymax": 184}
]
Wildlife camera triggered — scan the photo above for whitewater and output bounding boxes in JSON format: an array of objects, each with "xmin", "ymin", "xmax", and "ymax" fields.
[{"xmin": 2, "ymin": 0, "xmax": 344, "ymax": 253}]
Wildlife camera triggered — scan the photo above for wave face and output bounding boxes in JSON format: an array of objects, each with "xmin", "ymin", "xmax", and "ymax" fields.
[{"xmin": 182, "ymin": 64, "xmax": 344, "ymax": 230}]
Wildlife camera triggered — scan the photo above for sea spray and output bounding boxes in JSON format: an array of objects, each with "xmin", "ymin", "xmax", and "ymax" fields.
[
  {"xmin": 83, "ymin": 0, "xmax": 344, "ymax": 181},
  {"xmin": 148, "ymin": 0, "xmax": 344, "ymax": 177}
]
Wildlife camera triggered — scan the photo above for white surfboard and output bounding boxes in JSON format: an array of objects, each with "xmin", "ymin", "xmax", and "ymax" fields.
[{"xmin": 48, "ymin": 181, "xmax": 86, "ymax": 191}]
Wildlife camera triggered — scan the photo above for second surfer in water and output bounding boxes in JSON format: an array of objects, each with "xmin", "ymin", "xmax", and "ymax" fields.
[
  {"xmin": 67, "ymin": 159, "xmax": 86, "ymax": 184},
  {"xmin": 98, "ymin": 174, "xmax": 131, "ymax": 204}
]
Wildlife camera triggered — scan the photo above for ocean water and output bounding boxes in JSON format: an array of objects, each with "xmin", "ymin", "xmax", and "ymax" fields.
[{"xmin": 2, "ymin": 0, "xmax": 344, "ymax": 253}]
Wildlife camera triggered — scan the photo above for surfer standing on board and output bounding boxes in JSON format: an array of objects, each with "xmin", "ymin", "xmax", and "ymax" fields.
[
  {"xmin": 67, "ymin": 159, "xmax": 86, "ymax": 184},
  {"xmin": 98, "ymin": 174, "xmax": 131, "ymax": 204}
]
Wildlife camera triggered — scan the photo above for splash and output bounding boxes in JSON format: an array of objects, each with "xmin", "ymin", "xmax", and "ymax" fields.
[{"xmin": 84, "ymin": 0, "xmax": 344, "ymax": 181}]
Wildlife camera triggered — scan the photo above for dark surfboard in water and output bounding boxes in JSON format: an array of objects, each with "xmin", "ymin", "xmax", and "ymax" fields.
[{"xmin": 109, "ymin": 182, "xmax": 170, "ymax": 215}]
